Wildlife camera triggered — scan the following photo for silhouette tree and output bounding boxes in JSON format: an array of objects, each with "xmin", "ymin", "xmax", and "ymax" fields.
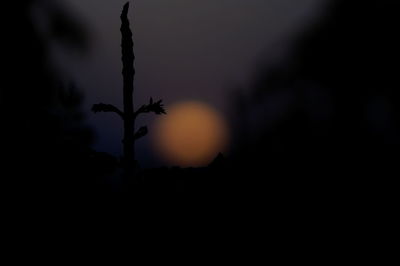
[
  {"xmin": 229, "ymin": 0, "xmax": 400, "ymax": 200},
  {"xmin": 1, "ymin": 1, "xmax": 92, "ymax": 184},
  {"xmin": 92, "ymin": 2, "xmax": 166, "ymax": 181},
  {"xmin": 0, "ymin": 1, "xmax": 106, "ymax": 233}
]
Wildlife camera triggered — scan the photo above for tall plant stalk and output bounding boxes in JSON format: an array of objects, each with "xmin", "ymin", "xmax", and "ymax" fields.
[
  {"xmin": 121, "ymin": 1, "xmax": 136, "ymax": 174},
  {"xmin": 92, "ymin": 2, "xmax": 166, "ymax": 181}
]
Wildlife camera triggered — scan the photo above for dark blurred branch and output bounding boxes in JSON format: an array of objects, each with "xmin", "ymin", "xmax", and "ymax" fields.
[{"xmin": 43, "ymin": 0, "xmax": 90, "ymax": 52}]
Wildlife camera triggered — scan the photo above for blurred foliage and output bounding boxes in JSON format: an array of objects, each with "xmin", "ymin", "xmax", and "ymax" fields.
[
  {"xmin": 231, "ymin": 0, "xmax": 400, "ymax": 180},
  {"xmin": 0, "ymin": 0, "xmax": 101, "ymax": 201}
]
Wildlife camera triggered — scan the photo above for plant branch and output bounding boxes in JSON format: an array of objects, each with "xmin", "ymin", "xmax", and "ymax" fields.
[
  {"xmin": 92, "ymin": 103, "xmax": 124, "ymax": 118},
  {"xmin": 134, "ymin": 97, "xmax": 166, "ymax": 118}
]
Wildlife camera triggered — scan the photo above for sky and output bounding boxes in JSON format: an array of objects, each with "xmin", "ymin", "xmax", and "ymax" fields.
[{"xmin": 56, "ymin": 0, "xmax": 329, "ymax": 167}]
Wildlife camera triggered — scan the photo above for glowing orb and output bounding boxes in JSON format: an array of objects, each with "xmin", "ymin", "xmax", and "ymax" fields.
[{"xmin": 153, "ymin": 101, "xmax": 229, "ymax": 167}]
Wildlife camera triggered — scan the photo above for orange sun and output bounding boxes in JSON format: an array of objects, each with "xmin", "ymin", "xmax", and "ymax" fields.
[{"xmin": 152, "ymin": 101, "xmax": 229, "ymax": 167}]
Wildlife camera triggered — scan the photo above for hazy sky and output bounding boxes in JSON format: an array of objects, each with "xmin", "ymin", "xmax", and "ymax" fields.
[{"xmin": 57, "ymin": 0, "xmax": 328, "ymax": 166}]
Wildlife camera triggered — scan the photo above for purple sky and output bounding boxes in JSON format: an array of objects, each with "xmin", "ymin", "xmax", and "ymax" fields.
[{"xmin": 55, "ymin": 0, "xmax": 328, "ymax": 166}]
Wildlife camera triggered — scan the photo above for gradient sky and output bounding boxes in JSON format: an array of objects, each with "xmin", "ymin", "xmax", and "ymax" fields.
[{"xmin": 56, "ymin": 0, "xmax": 328, "ymax": 167}]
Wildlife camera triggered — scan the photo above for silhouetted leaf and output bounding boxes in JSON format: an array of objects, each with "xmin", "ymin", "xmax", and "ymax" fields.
[
  {"xmin": 134, "ymin": 126, "xmax": 148, "ymax": 140},
  {"xmin": 92, "ymin": 103, "xmax": 124, "ymax": 118},
  {"xmin": 134, "ymin": 98, "xmax": 166, "ymax": 117}
]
